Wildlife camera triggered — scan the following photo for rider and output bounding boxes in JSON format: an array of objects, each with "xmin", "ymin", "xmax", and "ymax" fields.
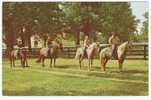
[
  {"xmin": 108, "ymin": 32, "xmax": 120, "ymax": 57},
  {"xmin": 16, "ymin": 36, "xmax": 24, "ymax": 56},
  {"xmin": 83, "ymin": 35, "xmax": 91, "ymax": 58},
  {"xmin": 36, "ymin": 35, "xmax": 53, "ymax": 63},
  {"xmin": 47, "ymin": 35, "xmax": 53, "ymax": 48}
]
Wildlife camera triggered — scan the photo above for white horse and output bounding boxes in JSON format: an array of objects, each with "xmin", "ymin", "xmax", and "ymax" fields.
[
  {"xmin": 99, "ymin": 41, "xmax": 133, "ymax": 72},
  {"xmin": 75, "ymin": 42, "xmax": 100, "ymax": 71}
]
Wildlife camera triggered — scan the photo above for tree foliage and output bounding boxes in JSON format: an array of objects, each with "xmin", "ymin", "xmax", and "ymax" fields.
[
  {"xmin": 140, "ymin": 12, "xmax": 148, "ymax": 41},
  {"xmin": 3, "ymin": 2, "xmax": 139, "ymax": 48}
]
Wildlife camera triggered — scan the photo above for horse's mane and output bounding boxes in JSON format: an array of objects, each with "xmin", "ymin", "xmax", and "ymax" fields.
[
  {"xmin": 51, "ymin": 41, "xmax": 60, "ymax": 47},
  {"xmin": 89, "ymin": 43, "xmax": 98, "ymax": 49},
  {"xmin": 118, "ymin": 41, "xmax": 129, "ymax": 50}
]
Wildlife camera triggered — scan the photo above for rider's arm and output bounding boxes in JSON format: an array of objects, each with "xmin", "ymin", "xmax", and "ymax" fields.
[{"xmin": 108, "ymin": 37, "xmax": 113, "ymax": 44}]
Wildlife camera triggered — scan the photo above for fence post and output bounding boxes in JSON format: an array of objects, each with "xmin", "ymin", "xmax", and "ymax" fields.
[{"xmin": 144, "ymin": 45, "xmax": 147, "ymax": 60}]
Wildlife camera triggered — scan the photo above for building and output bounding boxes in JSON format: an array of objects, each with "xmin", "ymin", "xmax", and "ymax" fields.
[{"xmin": 30, "ymin": 34, "xmax": 44, "ymax": 48}]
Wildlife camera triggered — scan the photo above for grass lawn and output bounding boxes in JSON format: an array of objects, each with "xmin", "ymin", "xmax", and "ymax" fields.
[{"xmin": 2, "ymin": 58, "xmax": 148, "ymax": 96}]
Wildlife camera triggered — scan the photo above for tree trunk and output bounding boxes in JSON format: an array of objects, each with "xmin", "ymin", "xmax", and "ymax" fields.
[
  {"xmin": 5, "ymin": 16, "xmax": 15, "ymax": 52},
  {"xmin": 75, "ymin": 31, "xmax": 80, "ymax": 46},
  {"xmin": 82, "ymin": 19, "xmax": 92, "ymax": 40},
  {"xmin": 72, "ymin": 26, "xmax": 80, "ymax": 47},
  {"xmin": 27, "ymin": 34, "xmax": 31, "ymax": 49}
]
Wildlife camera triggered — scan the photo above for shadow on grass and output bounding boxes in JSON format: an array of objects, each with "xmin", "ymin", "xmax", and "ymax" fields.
[
  {"xmin": 87, "ymin": 70, "xmax": 148, "ymax": 82},
  {"xmin": 3, "ymin": 84, "xmax": 148, "ymax": 96},
  {"xmin": 123, "ymin": 70, "xmax": 147, "ymax": 74},
  {"xmin": 54, "ymin": 65, "xmax": 78, "ymax": 69}
]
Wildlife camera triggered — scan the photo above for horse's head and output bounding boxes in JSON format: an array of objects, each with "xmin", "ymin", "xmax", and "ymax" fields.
[
  {"xmin": 96, "ymin": 42, "xmax": 100, "ymax": 47},
  {"xmin": 91, "ymin": 42, "xmax": 100, "ymax": 49}
]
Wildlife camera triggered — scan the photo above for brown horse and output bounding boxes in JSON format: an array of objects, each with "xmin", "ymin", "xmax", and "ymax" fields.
[
  {"xmin": 99, "ymin": 41, "xmax": 133, "ymax": 72},
  {"xmin": 36, "ymin": 41, "xmax": 63, "ymax": 67},
  {"xmin": 10, "ymin": 46, "xmax": 28, "ymax": 68},
  {"xmin": 75, "ymin": 42, "xmax": 100, "ymax": 71}
]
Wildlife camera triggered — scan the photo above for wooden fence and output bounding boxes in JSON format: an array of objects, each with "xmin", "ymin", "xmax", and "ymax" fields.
[{"xmin": 3, "ymin": 42, "xmax": 148, "ymax": 60}]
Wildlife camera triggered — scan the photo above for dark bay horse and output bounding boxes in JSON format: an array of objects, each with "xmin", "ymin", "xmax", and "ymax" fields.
[
  {"xmin": 10, "ymin": 46, "xmax": 28, "ymax": 68},
  {"xmin": 99, "ymin": 41, "xmax": 133, "ymax": 72},
  {"xmin": 36, "ymin": 41, "xmax": 63, "ymax": 67},
  {"xmin": 75, "ymin": 42, "xmax": 100, "ymax": 71}
]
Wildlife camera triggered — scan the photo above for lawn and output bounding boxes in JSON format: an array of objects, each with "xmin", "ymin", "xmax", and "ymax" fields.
[{"xmin": 2, "ymin": 58, "xmax": 148, "ymax": 96}]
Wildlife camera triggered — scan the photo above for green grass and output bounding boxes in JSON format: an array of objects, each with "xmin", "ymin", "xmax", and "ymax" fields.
[{"xmin": 2, "ymin": 58, "xmax": 148, "ymax": 96}]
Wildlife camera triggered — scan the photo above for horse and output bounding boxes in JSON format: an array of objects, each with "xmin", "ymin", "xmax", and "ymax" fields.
[
  {"xmin": 75, "ymin": 42, "xmax": 100, "ymax": 71},
  {"xmin": 36, "ymin": 41, "xmax": 63, "ymax": 68},
  {"xmin": 10, "ymin": 46, "xmax": 28, "ymax": 68},
  {"xmin": 99, "ymin": 41, "xmax": 133, "ymax": 72}
]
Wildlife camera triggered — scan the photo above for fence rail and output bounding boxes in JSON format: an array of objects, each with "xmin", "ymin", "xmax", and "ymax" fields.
[{"xmin": 3, "ymin": 42, "xmax": 148, "ymax": 60}]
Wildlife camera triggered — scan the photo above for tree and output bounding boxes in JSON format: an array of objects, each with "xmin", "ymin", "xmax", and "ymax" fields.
[
  {"xmin": 59, "ymin": 2, "xmax": 138, "ymax": 45},
  {"xmin": 3, "ymin": 2, "xmax": 138, "ymax": 48},
  {"xmin": 140, "ymin": 12, "xmax": 148, "ymax": 41},
  {"xmin": 3, "ymin": 2, "xmax": 63, "ymax": 48}
]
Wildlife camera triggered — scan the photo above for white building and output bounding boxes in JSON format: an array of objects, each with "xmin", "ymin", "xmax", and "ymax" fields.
[{"xmin": 30, "ymin": 34, "xmax": 44, "ymax": 48}]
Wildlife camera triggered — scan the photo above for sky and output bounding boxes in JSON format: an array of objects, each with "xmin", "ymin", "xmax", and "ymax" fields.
[{"xmin": 130, "ymin": 1, "xmax": 148, "ymax": 33}]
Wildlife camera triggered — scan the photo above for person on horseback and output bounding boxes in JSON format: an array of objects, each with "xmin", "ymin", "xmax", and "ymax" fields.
[
  {"xmin": 36, "ymin": 35, "xmax": 53, "ymax": 63},
  {"xmin": 83, "ymin": 35, "xmax": 91, "ymax": 58},
  {"xmin": 47, "ymin": 36, "xmax": 53, "ymax": 48},
  {"xmin": 17, "ymin": 36, "xmax": 23, "ymax": 48},
  {"xmin": 16, "ymin": 36, "xmax": 24, "ymax": 57},
  {"xmin": 108, "ymin": 32, "xmax": 120, "ymax": 58}
]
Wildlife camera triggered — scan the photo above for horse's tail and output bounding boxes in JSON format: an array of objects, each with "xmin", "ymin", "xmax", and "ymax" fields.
[
  {"xmin": 36, "ymin": 49, "xmax": 43, "ymax": 63},
  {"xmin": 75, "ymin": 48, "xmax": 80, "ymax": 59},
  {"xmin": 36, "ymin": 55, "xmax": 42, "ymax": 63},
  {"xmin": 99, "ymin": 50, "xmax": 104, "ymax": 66}
]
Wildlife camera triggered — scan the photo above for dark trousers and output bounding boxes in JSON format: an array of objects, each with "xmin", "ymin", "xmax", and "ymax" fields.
[
  {"xmin": 111, "ymin": 45, "xmax": 118, "ymax": 58},
  {"xmin": 83, "ymin": 46, "xmax": 88, "ymax": 58}
]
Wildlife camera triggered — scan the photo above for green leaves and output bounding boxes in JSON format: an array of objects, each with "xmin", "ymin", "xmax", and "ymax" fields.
[{"xmin": 3, "ymin": 2, "xmax": 139, "ymax": 45}]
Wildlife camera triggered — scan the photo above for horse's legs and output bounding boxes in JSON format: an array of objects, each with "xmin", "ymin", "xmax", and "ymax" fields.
[
  {"xmin": 100, "ymin": 57, "xmax": 104, "ymax": 71},
  {"xmin": 25, "ymin": 57, "xmax": 29, "ymax": 67},
  {"xmin": 101, "ymin": 57, "xmax": 107, "ymax": 71},
  {"xmin": 22, "ymin": 55, "xmax": 26, "ymax": 68},
  {"xmin": 13, "ymin": 57, "xmax": 15, "ymax": 67},
  {"xmin": 36, "ymin": 55, "xmax": 42, "ymax": 63},
  {"xmin": 23, "ymin": 58, "xmax": 26, "ymax": 67},
  {"xmin": 118, "ymin": 58, "xmax": 124, "ymax": 72},
  {"xmin": 104, "ymin": 58, "xmax": 108, "ymax": 70},
  {"xmin": 79, "ymin": 60, "xmax": 81, "ymax": 70},
  {"xmin": 88, "ymin": 59, "xmax": 91, "ymax": 71},
  {"xmin": 79, "ymin": 56, "xmax": 83, "ymax": 70},
  {"xmin": 20, "ymin": 57, "xmax": 24, "ymax": 68},
  {"xmin": 50, "ymin": 57, "xmax": 52, "ymax": 68},
  {"xmin": 10, "ymin": 57, "xmax": 13, "ymax": 68},
  {"xmin": 90, "ymin": 58, "xmax": 93, "ymax": 70},
  {"xmin": 42, "ymin": 56, "xmax": 45, "ymax": 67},
  {"xmin": 54, "ymin": 57, "xmax": 56, "ymax": 68}
]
